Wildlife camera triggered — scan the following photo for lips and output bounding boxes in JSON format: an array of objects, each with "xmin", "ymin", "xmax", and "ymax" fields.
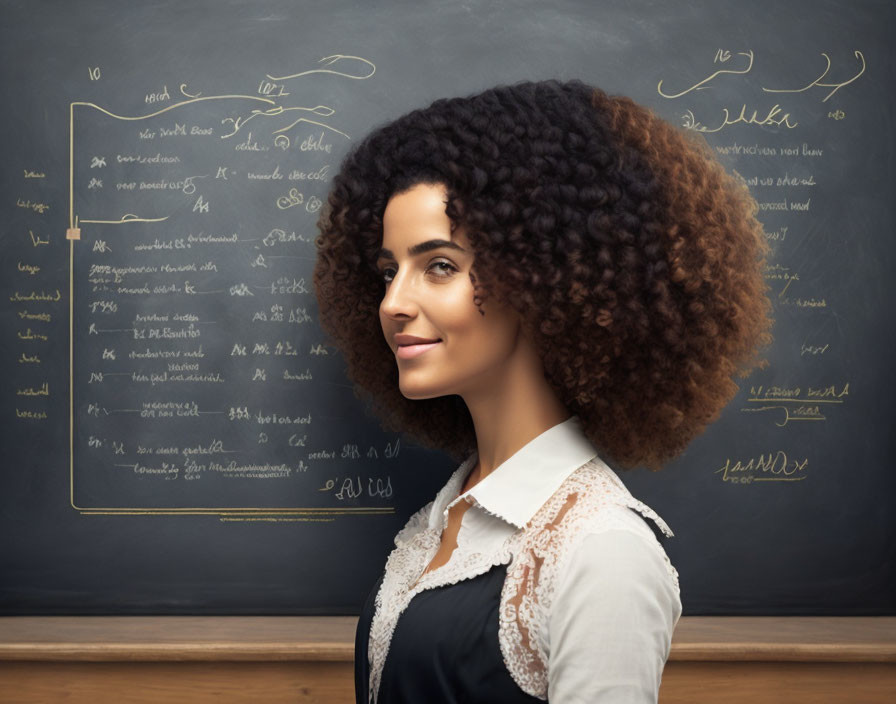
[{"xmin": 394, "ymin": 334, "xmax": 442, "ymax": 360}]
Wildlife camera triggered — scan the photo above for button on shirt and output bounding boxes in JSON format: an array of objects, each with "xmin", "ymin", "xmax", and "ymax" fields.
[{"xmin": 358, "ymin": 415, "xmax": 682, "ymax": 703}]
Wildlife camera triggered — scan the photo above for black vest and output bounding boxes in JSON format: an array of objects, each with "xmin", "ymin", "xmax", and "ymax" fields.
[{"xmin": 355, "ymin": 563, "xmax": 543, "ymax": 704}]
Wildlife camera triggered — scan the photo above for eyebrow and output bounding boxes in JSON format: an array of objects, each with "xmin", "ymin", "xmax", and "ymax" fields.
[{"xmin": 376, "ymin": 239, "xmax": 467, "ymax": 261}]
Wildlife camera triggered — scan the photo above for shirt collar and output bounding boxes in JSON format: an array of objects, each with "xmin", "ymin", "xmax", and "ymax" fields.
[{"xmin": 431, "ymin": 415, "xmax": 599, "ymax": 531}]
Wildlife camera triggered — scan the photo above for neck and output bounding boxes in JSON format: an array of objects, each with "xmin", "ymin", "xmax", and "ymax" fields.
[{"xmin": 458, "ymin": 334, "xmax": 571, "ymax": 490}]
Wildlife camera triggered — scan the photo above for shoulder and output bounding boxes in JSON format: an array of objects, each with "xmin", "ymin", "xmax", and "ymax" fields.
[
  {"xmin": 553, "ymin": 528, "xmax": 681, "ymax": 619},
  {"xmin": 547, "ymin": 459, "xmax": 681, "ymax": 592},
  {"xmin": 523, "ymin": 457, "xmax": 676, "ymax": 548},
  {"xmin": 543, "ymin": 528, "xmax": 682, "ymax": 701}
]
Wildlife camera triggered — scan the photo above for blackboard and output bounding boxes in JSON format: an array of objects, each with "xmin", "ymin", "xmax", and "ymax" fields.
[{"xmin": 2, "ymin": 0, "xmax": 893, "ymax": 616}]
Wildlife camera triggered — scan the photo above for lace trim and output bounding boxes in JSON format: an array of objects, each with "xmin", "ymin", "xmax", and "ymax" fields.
[
  {"xmin": 366, "ymin": 457, "xmax": 479, "ymax": 703},
  {"xmin": 498, "ymin": 458, "xmax": 679, "ymax": 699},
  {"xmin": 366, "ymin": 456, "xmax": 678, "ymax": 703}
]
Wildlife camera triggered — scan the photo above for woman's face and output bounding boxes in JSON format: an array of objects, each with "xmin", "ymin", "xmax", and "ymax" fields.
[{"xmin": 377, "ymin": 182, "xmax": 524, "ymax": 401}]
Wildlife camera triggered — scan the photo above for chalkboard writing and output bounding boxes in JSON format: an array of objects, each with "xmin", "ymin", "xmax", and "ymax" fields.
[
  {"xmin": 2, "ymin": 0, "xmax": 893, "ymax": 615},
  {"xmin": 68, "ymin": 62, "xmax": 399, "ymax": 514}
]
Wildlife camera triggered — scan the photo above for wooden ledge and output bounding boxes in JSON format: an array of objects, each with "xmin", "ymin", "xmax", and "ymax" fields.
[
  {"xmin": 0, "ymin": 616, "xmax": 356, "ymax": 661},
  {"xmin": 671, "ymin": 616, "xmax": 896, "ymax": 662},
  {"xmin": 0, "ymin": 616, "xmax": 894, "ymax": 663}
]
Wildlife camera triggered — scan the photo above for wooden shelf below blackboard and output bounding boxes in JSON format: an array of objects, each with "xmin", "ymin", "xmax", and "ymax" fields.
[{"xmin": 1, "ymin": 616, "xmax": 894, "ymax": 702}]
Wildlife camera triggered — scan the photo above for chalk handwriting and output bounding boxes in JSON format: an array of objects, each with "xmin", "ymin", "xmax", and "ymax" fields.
[
  {"xmin": 763, "ymin": 51, "xmax": 866, "ymax": 102},
  {"xmin": 715, "ymin": 451, "xmax": 809, "ymax": 483},
  {"xmin": 658, "ymin": 50, "xmax": 754, "ymax": 98},
  {"xmin": 659, "ymin": 49, "xmax": 865, "ymax": 102},
  {"xmin": 682, "ymin": 103, "xmax": 797, "ymax": 133}
]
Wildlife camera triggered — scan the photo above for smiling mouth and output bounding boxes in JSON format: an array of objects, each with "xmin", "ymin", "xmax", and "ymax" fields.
[{"xmin": 396, "ymin": 341, "xmax": 441, "ymax": 360}]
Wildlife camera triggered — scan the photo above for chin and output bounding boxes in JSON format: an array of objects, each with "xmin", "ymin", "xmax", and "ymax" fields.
[
  {"xmin": 399, "ymin": 388, "xmax": 439, "ymax": 401},
  {"xmin": 398, "ymin": 380, "xmax": 449, "ymax": 401}
]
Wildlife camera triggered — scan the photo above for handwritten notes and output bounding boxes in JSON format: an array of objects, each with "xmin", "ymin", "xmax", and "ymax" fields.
[
  {"xmin": 56, "ymin": 57, "xmax": 401, "ymax": 518},
  {"xmin": 12, "ymin": 165, "xmax": 55, "ymax": 422}
]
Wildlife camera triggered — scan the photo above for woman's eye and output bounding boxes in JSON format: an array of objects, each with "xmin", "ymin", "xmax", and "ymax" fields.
[
  {"xmin": 428, "ymin": 260, "xmax": 457, "ymax": 277},
  {"xmin": 379, "ymin": 260, "xmax": 457, "ymax": 284}
]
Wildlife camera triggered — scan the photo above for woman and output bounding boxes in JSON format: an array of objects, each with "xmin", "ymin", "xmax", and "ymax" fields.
[{"xmin": 314, "ymin": 79, "xmax": 773, "ymax": 703}]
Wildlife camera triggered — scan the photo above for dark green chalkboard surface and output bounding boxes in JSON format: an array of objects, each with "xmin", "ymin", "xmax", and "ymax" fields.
[{"xmin": 1, "ymin": 0, "xmax": 893, "ymax": 615}]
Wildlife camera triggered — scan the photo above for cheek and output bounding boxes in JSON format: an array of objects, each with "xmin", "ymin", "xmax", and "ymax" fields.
[
  {"xmin": 438, "ymin": 288, "xmax": 481, "ymax": 332},
  {"xmin": 451, "ymin": 306, "xmax": 520, "ymax": 364}
]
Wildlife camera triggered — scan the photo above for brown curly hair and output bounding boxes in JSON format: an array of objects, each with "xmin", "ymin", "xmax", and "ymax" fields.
[{"xmin": 313, "ymin": 79, "xmax": 773, "ymax": 471}]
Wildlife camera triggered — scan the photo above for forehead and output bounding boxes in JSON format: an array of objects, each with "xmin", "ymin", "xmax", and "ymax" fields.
[{"xmin": 382, "ymin": 183, "xmax": 450, "ymax": 238}]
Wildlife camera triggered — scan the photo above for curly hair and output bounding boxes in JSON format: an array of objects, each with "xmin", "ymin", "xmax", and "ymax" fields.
[{"xmin": 313, "ymin": 79, "xmax": 773, "ymax": 471}]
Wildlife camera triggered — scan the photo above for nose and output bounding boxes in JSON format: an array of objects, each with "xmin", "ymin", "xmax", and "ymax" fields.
[{"xmin": 379, "ymin": 268, "xmax": 418, "ymax": 321}]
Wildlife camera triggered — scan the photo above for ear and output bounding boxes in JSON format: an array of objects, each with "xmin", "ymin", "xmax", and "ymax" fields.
[{"xmin": 469, "ymin": 269, "xmax": 486, "ymax": 316}]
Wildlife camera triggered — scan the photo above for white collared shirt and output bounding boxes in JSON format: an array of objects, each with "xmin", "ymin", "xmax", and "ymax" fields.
[{"xmin": 367, "ymin": 415, "xmax": 682, "ymax": 703}]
